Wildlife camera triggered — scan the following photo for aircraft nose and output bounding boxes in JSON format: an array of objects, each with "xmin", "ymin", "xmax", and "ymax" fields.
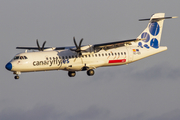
[{"xmin": 5, "ymin": 62, "xmax": 12, "ymax": 71}]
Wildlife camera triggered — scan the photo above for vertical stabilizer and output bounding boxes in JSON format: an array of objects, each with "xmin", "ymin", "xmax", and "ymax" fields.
[{"xmin": 137, "ymin": 13, "xmax": 166, "ymax": 49}]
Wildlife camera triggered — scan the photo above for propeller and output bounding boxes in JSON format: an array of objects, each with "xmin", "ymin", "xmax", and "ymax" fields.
[
  {"xmin": 70, "ymin": 37, "xmax": 83, "ymax": 55},
  {"xmin": 36, "ymin": 39, "xmax": 46, "ymax": 51}
]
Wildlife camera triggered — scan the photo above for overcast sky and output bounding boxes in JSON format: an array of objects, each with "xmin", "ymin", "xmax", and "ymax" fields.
[{"xmin": 1, "ymin": 0, "xmax": 180, "ymax": 120}]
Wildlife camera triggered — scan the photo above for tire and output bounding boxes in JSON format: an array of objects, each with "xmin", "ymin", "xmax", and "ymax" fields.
[
  {"xmin": 87, "ymin": 69, "xmax": 94, "ymax": 76},
  {"xmin": 68, "ymin": 71, "xmax": 76, "ymax": 77},
  {"xmin": 14, "ymin": 76, "xmax": 19, "ymax": 79}
]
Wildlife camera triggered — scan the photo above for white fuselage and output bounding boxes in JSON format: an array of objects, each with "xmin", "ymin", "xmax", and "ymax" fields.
[{"xmin": 9, "ymin": 46, "xmax": 167, "ymax": 73}]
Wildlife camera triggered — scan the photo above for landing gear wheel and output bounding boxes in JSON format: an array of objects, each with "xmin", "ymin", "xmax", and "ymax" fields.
[
  {"xmin": 68, "ymin": 71, "xmax": 76, "ymax": 77},
  {"xmin": 87, "ymin": 69, "xmax": 94, "ymax": 76},
  {"xmin": 14, "ymin": 76, "xmax": 19, "ymax": 79}
]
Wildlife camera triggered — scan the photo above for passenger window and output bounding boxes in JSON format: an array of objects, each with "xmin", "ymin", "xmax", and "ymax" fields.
[
  {"xmin": 112, "ymin": 53, "xmax": 114, "ymax": 56},
  {"xmin": 124, "ymin": 52, "xmax": 126, "ymax": 55},
  {"xmin": 102, "ymin": 54, "xmax": 104, "ymax": 56},
  {"xmin": 85, "ymin": 55, "xmax": 87, "ymax": 57},
  {"xmin": 82, "ymin": 55, "xmax": 84, "ymax": 58},
  {"xmin": 105, "ymin": 53, "xmax": 107, "ymax": 56},
  {"xmin": 108, "ymin": 53, "xmax": 111, "ymax": 56},
  {"xmin": 69, "ymin": 56, "xmax": 71, "ymax": 59},
  {"xmin": 72, "ymin": 56, "xmax": 74, "ymax": 58},
  {"xmin": 75, "ymin": 55, "xmax": 77, "ymax": 58},
  {"xmin": 59, "ymin": 56, "xmax": 61, "ymax": 59},
  {"xmin": 115, "ymin": 53, "xmax": 117, "ymax": 55},
  {"xmin": 89, "ymin": 55, "xmax": 91, "ymax": 57},
  {"xmin": 62, "ymin": 56, "xmax": 64, "ymax": 59},
  {"xmin": 56, "ymin": 57, "xmax": 58, "ymax": 59},
  {"xmin": 99, "ymin": 54, "xmax": 101, "ymax": 57},
  {"xmin": 118, "ymin": 52, "xmax": 120, "ymax": 55},
  {"xmin": 53, "ymin": 57, "xmax": 55, "ymax": 59},
  {"xmin": 65, "ymin": 56, "xmax": 68, "ymax": 59},
  {"xmin": 121, "ymin": 52, "xmax": 123, "ymax": 55},
  {"xmin": 95, "ymin": 54, "xmax": 97, "ymax": 57}
]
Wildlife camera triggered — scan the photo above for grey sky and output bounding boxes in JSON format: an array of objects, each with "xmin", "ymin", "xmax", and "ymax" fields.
[{"xmin": 1, "ymin": 0, "xmax": 180, "ymax": 120}]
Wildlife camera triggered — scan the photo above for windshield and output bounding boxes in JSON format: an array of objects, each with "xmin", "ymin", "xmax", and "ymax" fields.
[
  {"xmin": 13, "ymin": 56, "xmax": 28, "ymax": 60},
  {"xmin": 14, "ymin": 56, "xmax": 20, "ymax": 60}
]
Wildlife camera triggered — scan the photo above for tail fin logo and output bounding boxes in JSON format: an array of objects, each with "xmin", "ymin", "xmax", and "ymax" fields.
[
  {"xmin": 150, "ymin": 38, "xmax": 159, "ymax": 48},
  {"xmin": 149, "ymin": 22, "xmax": 160, "ymax": 36},
  {"xmin": 138, "ymin": 22, "xmax": 160, "ymax": 49},
  {"xmin": 141, "ymin": 32, "xmax": 150, "ymax": 42}
]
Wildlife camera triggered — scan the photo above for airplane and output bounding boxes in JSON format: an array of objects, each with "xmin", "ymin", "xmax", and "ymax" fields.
[{"xmin": 5, "ymin": 13, "xmax": 177, "ymax": 79}]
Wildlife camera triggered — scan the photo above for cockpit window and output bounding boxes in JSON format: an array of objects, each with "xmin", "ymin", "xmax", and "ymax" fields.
[
  {"xmin": 14, "ymin": 56, "xmax": 20, "ymax": 60},
  {"xmin": 24, "ymin": 56, "xmax": 28, "ymax": 59},
  {"xmin": 13, "ymin": 56, "xmax": 28, "ymax": 60},
  {"xmin": 20, "ymin": 56, "xmax": 24, "ymax": 60}
]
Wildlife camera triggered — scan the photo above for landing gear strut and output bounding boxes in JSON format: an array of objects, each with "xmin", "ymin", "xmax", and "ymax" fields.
[
  {"xmin": 68, "ymin": 71, "xmax": 76, "ymax": 77},
  {"xmin": 87, "ymin": 69, "xmax": 95, "ymax": 76}
]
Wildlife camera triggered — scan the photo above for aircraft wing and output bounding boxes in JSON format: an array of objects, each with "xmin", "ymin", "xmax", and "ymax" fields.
[
  {"xmin": 16, "ymin": 47, "xmax": 66, "ymax": 50},
  {"xmin": 93, "ymin": 38, "xmax": 143, "ymax": 50},
  {"xmin": 16, "ymin": 38, "xmax": 144, "ymax": 51}
]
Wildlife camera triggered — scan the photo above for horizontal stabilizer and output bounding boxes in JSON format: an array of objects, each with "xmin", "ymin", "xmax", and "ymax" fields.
[{"xmin": 139, "ymin": 16, "xmax": 178, "ymax": 21}]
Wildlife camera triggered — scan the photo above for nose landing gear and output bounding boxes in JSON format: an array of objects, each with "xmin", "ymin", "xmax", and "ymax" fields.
[
  {"xmin": 14, "ymin": 75, "xmax": 19, "ymax": 79},
  {"xmin": 13, "ymin": 71, "xmax": 21, "ymax": 80}
]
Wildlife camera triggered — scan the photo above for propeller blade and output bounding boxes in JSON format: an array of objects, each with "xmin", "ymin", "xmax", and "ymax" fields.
[
  {"xmin": 71, "ymin": 37, "xmax": 84, "ymax": 54},
  {"xmin": 73, "ymin": 57, "xmax": 77, "ymax": 62},
  {"xmin": 36, "ymin": 39, "xmax": 41, "ymax": 51},
  {"xmin": 42, "ymin": 41, "xmax": 46, "ymax": 51},
  {"xmin": 79, "ymin": 38, "xmax": 83, "ymax": 49},
  {"xmin": 73, "ymin": 37, "xmax": 78, "ymax": 49}
]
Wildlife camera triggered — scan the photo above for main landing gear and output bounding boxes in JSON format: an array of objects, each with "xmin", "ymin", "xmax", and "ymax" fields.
[
  {"xmin": 87, "ymin": 69, "xmax": 94, "ymax": 76},
  {"xmin": 68, "ymin": 69, "xmax": 95, "ymax": 77},
  {"xmin": 68, "ymin": 71, "xmax": 76, "ymax": 77}
]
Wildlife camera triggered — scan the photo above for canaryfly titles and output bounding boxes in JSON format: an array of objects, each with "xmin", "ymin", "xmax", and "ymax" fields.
[{"xmin": 33, "ymin": 58, "xmax": 69, "ymax": 66}]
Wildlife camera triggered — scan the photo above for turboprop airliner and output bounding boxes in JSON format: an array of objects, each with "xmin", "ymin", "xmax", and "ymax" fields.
[{"xmin": 5, "ymin": 13, "xmax": 177, "ymax": 79}]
